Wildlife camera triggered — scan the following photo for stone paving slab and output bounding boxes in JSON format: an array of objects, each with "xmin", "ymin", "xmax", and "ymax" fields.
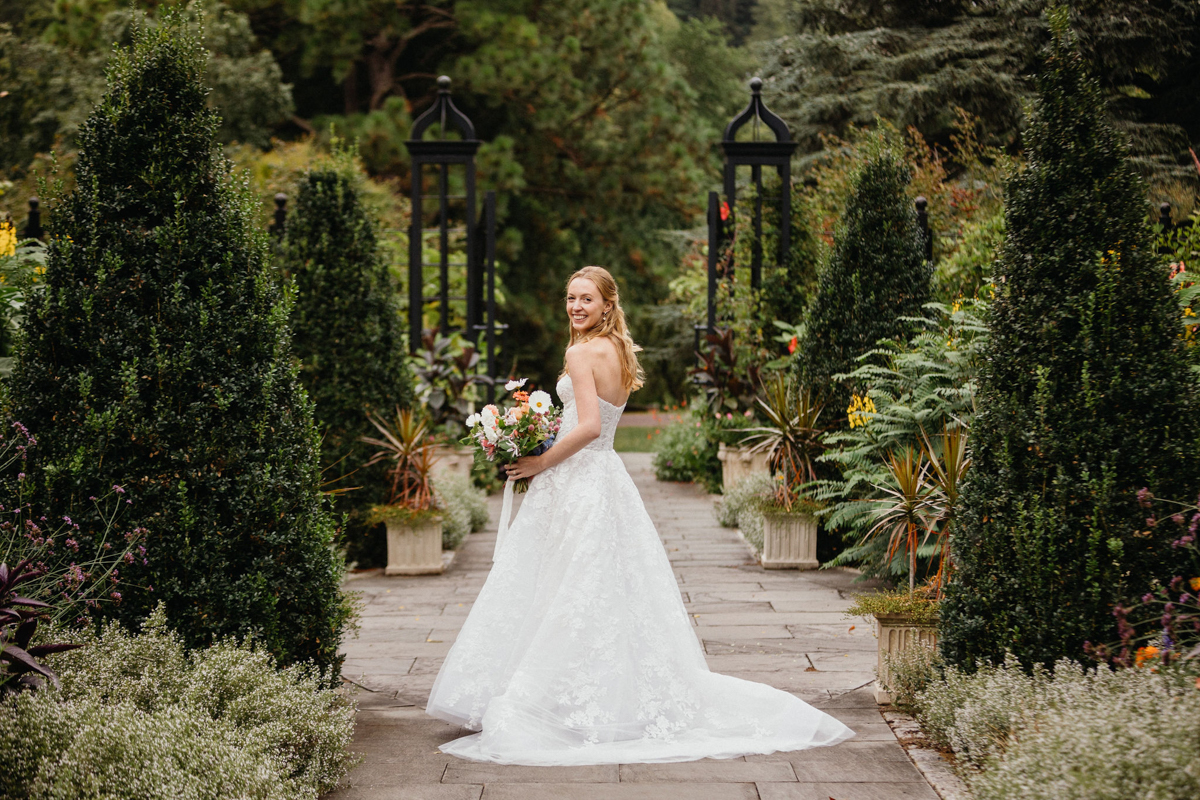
[{"xmin": 327, "ymin": 454, "xmax": 938, "ymax": 800}]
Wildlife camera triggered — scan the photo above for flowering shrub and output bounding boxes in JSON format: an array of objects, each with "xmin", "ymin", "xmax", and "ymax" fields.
[
  {"xmin": 0, "ymin": 605, "xmax": 358, "ymax": 799},
  {"xmin": 913, "ymin": 655, "xmax": 1200, "ymax": 800},
  {"xmin": 433, "ymin": 474, "xmax": 488, "ymax": 551},
  {"xmin": 652, "ymin": 410, "xmax": 721, "ymax": 493}
]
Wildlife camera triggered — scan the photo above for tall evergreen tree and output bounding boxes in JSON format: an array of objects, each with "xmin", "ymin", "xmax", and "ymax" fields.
[
  {"xmin": 279, "ymin": 156, "xmax": 414, "ymax": 565},
  {"xmin": 940, "ymin": 9, "xmax": 1200, "ymax": 670},
  {"xmin": 8, "ymin": 16, "xmax": 349, "ymax": 675},
  {"xmin": 792, "ymin": 140, "xmax": 932, "ymax": 418}
]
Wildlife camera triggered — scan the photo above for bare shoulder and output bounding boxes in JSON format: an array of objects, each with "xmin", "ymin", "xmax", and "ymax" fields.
[{"xmin": 565, "ymin": 337, "xmax": 618, "ymax": 366}]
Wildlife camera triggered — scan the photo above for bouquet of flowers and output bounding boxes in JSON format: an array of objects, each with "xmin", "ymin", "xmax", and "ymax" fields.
[{"xmin": 463, "ymin": 378, "xmax": 561, "ymax": 493}]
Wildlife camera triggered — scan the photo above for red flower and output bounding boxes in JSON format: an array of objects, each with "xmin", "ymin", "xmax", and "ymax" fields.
[
  {"xmin": 720, "ymin": 201, "xmax": 730, "ymax": 222},
  {"xmin": 787, "ymin": 336, "xmax": 797, "ymax": 354}
]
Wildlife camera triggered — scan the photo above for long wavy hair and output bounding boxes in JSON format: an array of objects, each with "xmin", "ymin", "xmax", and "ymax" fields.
[{"xmin": 560, "ymin": 266, "xmax": 645, "ymax": 393}]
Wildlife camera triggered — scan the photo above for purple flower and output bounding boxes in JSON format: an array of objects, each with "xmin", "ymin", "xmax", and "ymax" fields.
[
  {"xmin": 17, "ymin": 472, "xmax": 24, "ymax": 480},
  {"xmin": 113, "ymin": 485, "xmax": 125, "ymax": 494},
  {"xmin": 1172, "ymin": 513, "xmax": 1186, "ymax": 526},
  {"xmin": 1143, "ymin": 593, "xmax": 1155, "ymax": 603},
  {"xmin": 1137, "ymin": 488, "xmax": 1154, "ymax": 508},
  {"xmin": 110, "ymin": 591, "xmax": 122, "ymax": 602}
]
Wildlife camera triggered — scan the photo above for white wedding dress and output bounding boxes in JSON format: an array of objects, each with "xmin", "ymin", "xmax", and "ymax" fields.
[{"xmin": 426, "ymin": 374, "xmax": 854, "ymax": 764}]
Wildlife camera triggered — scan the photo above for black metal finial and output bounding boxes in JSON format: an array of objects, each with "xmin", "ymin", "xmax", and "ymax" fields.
[
  {"xmin": 410, "ymin": 75, "xmax": 476, "ymax": 141},
  {"xmin": 915, "ymin": 196, "xmax": 932, "ymax": 262},
  {"xmin": 723, "ymin": 77, "xmax": 790, "ymax": 143},
  {"xmin": 270, "ymin": 193, "xmax": 287, "ymax": 238},
  {"xmin": 1159, "ymin": 202, "xmax": 1173, "ymax": 230},
  {"xmin": 22, "ymin": 196, "xmax": 43, "ymax": 240}
]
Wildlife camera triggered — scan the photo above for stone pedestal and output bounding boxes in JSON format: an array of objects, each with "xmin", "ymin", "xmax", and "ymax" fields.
[
  {"xmin": 716, "ymin": 442, "xmax": 770, "ymax": 492},
  {"xmin": 874, "ymin": 613, "xmax": 939, "ymax": 704},
  {"xmin": 762, "ymin": 511, "xmax": 819, "ymax": 569},
  {"xmin": 384, "ymin": 516, "xmax": 444, "ymax": 575},
  {"xmin": 431, "ymin": 445, "xmax": 473, "ymax": 481}
]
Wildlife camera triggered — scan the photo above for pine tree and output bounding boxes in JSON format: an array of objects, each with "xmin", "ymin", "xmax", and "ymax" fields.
[
  {"xmin": 8, "ymin": 16, "xmax": 349, "ymax": 676},
  {"xmin": 279, "ymin": 156, "xmax": 414, "ymax": 566},
  {"xmin": 940, "ymin": 9, "xmax": 1200, "ymax": 670},
  {"xmin": 792, "ymin": 141, "xmax": 932, "ymax": 417}
]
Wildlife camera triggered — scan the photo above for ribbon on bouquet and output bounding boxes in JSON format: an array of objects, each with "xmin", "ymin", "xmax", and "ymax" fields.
[{"xmin": 494, "ymin": 478, "xmax": 516, "ymax": 559}]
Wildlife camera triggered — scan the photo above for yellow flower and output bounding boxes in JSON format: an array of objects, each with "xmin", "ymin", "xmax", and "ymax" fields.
[
  {"xmin": 0, "ymin": 219, "xmax": 16, "ymax": 257},
  {"xmin": 847, "ymin": 394, "xmax": 876, "ymax": 429}
]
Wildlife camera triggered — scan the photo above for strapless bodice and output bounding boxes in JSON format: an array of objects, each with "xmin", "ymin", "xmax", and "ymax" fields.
[{"xmin": 555, "ymin": 374, "xmax": 625, "ymax": 452}]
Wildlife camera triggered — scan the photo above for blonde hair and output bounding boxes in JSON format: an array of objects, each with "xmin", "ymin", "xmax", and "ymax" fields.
[{"xmin": 561, "ymin": 266, "xmax": 645, "ymax": 393}]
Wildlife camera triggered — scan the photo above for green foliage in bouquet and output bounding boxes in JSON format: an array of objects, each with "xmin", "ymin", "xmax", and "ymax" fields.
[
  {"xmin": 792, "ymin": 135, "xmax": 933, "ymax": 419},
  {"xmin": 278, "ymin": 148, "xmax": 415, "ymax": 565},
  {"xmin": 6, "ymin": 17, "xmax": 350, "ymax": 677},
  {"xmin": 941, "ymin": 10, "xmax": 1200, "ymax": 670}
]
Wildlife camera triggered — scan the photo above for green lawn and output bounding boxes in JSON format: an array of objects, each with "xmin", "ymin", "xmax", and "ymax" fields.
[{"xmin": 613, "ymin": 426, "xmax": 665, "ymax": 453}]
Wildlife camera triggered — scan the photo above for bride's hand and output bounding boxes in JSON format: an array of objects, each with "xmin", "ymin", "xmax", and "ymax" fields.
[{"xmin": 504, "ymin": 455, "xmax": 543, "ymax": 481}]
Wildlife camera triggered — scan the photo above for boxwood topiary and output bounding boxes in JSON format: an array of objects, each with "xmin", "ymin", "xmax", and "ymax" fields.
[
  {"xmin": 791, "ymin": 138, "xmax": 932, "ymax": 420},
  {"xmin": 6, "ymin": 15, "xmax": 350, "ymax": 677},
  {"xmin": 939, "ymin": 9, "xmax": 1200, "ymax": 671},
  {"xmin": 279, "ymin": 156, "xmax": 415, "ymax": 568}
]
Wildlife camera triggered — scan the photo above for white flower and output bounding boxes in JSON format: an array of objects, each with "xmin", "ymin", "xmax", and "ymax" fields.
[
  {"xmin": 528, "ymin": 390, "xmax": 552, "ymax": 414},
  {"xmin": 480, "ymin": 407, "xmax": 496, "ymax": 427},
  {"xmin": 465, "ymin": 413, "xmax": 481, "ymax": 428},
  {"xmin": 505, "ymin": 378, "xmax": 527, "ymax": 391},
  {"xmin": 504, "ymin": 408, "xmax": 520, "ymax": 425},
  {"xmin": 483, "ymin": 426, "xmax": 500, "ymax": 444}
]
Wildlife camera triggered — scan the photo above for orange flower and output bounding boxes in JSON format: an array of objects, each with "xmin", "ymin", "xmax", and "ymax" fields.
[
  {"xmin": 1190, "ymin": 577, "xmax": 1200, "ymax": 592},
  {"xmin": 1135, "ymin": 646, "xmax": 1160, "ymax": 667},
  {"xmin": 787, "ymin": 336, "xmax": 797, "ymax": 354},
  {"xmin": 513, "ymin": 390, "xmax": 529, "ymax": 403}
]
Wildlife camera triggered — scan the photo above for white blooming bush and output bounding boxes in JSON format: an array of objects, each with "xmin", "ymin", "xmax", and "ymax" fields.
[
  {"xmin": 713, "ymin": 473, "xmax": 775, "ymax": 553},
  {"xmin": 0, "ymin": 605, "xmax": 358, "ymax": 799},
  {"xmin": 434, "ymin": 474, "xmax": 489, "ymax": 551},
  {"xmin": 913, "ymin": 655, "xmax": 1200, "ymax": 800}
]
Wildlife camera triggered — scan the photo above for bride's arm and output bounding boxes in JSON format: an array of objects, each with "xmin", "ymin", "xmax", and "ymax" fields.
[{"xmin": 504, "ymin": 346, "xmax": 601, "ymax": 480}]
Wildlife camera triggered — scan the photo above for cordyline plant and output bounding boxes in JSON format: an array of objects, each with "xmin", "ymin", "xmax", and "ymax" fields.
[
  {"xmin": 866, "ymin": 447, "xmax": 935, "ymax": 594},
  {"xmin": 691, "ymin": 327, "xmax": 760, "ymax": 415},
  {"xmin": 0, "ymin": 559, "xmax": 82, "ymax": 694},
  {"xmin": 361, "ymin": 409, "xmax": 440, "ymax": 519},
  {"xmin": 742, "ymin": 374, "xmax": 828, "ymax": 511}
]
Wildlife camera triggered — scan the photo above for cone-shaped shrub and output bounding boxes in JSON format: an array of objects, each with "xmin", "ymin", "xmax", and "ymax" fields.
[
  {"xmin": 940, "ymin": 9, "xmax": 1200, "ymax": 670},
  {"xmin": 279, "ymin": 157, "xmax": 414, "ymax": 565},
  {"xmin": 7, "ymin": 17, "xmax": 349, "ymax": 677},
  {"xmin": 792, "ymin": 140, "xmax": 931, "ymax": 417}
]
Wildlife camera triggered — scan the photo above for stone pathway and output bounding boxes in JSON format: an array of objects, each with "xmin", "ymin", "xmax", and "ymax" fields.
[{"xmin": 328, "ymin": 454, "xmax": 942, "ymax": 800}]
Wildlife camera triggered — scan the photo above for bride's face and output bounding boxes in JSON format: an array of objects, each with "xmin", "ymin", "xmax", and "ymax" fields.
[{"xmin": 566, "ymin": 277, "xmax": 611, "ymax": 334}]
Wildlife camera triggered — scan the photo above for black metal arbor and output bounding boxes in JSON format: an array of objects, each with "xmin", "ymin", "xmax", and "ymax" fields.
[
  {"xmin": 704, "ymin": 77, "xmax": 798, "ymax": 333},
  {"xmin": 404, "ymin": 76, "xmax": 502, "ymax": 397}
]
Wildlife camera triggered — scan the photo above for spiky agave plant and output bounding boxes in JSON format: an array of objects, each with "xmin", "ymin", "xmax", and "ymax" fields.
[
  {"xmin": 361, "ymin": 408, "xmax": 440, "ymax": 515},
  {"xmin": 742, "ymin": 374, "xmax": 828, "ymax": 511},
  {"xmin": 866, "ymin": 447, "xmax": 935, "ymax": 593}
]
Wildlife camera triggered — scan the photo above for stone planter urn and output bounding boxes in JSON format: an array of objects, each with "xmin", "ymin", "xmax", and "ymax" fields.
[
  {"xmin": 383, "ymin": 514, "xmax": 444, "ymax": 576},
  {"xmin": 431, "ymin": 444, "xmax": 473, "ymax": 481},
  {"xmin": 717, "ymin": 442, "xmax": 770, "ymax": 492},
  {"xmin": 873, "ymin": 613, "xmax": 939, "ymax": 705},
  {"xmin": 761, "ymin": 511, "xmax": 820, "ymax": 570}
]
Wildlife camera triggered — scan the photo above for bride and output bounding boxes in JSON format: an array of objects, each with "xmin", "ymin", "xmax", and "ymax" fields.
[{"xmin": 426, "ymin": 266, "xmax": 854, "ymax": 764}]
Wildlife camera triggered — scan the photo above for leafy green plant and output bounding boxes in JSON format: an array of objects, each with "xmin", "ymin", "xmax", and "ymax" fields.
[
  {"xmin": 432, "ymin": 474, "xmax": 488, "ymax": 551},
  {"xmin": 819, "ymin": 300, "xmax": 986, "ymax": 581},
  {"xmin": 0, "ymin": 220, "xmax": 46, "ymax": 364},
  {"xmin": 411, "ymin": 332, "xmax": 493, "ymax": 438},
  {"xmin": 5, "ymin": 16, "xmax": 350, "ymax": 677},
  {"xmin": 845, "ymin": 589, "xmax": 941, "ymax": 626}
]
